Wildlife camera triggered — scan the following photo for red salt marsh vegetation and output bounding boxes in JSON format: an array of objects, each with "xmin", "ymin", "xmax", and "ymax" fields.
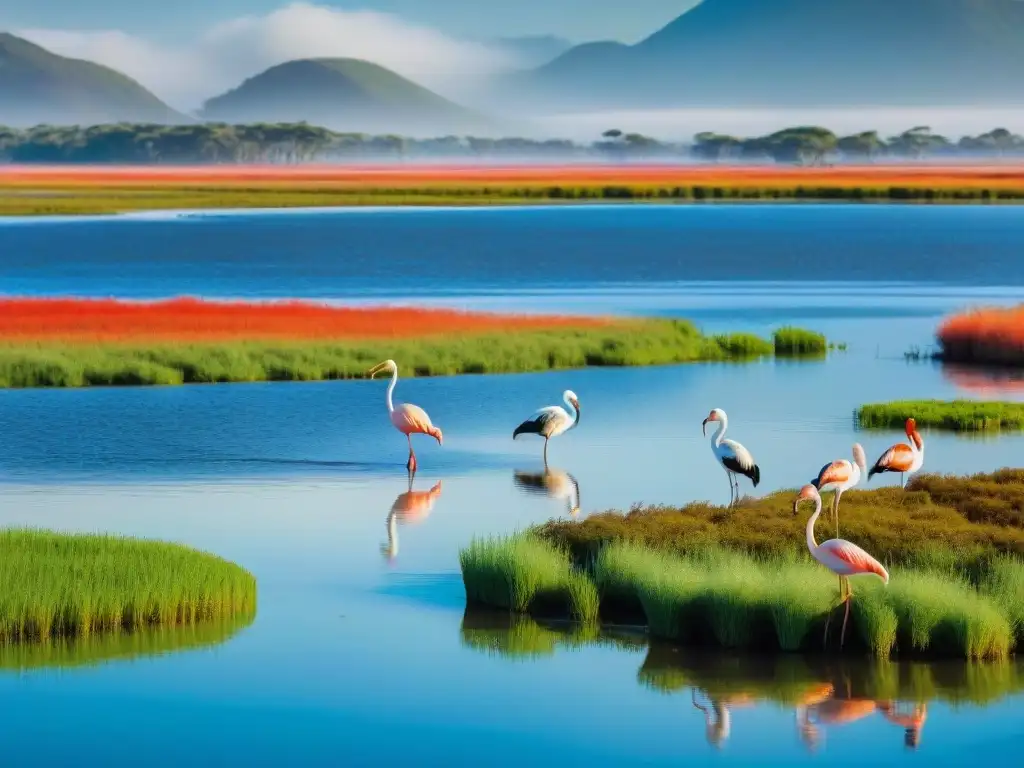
[
  {"xmin": 939, "ymin": 305, "xmax": 1024, "ymax": 367},
  {"xmin": 0, "ymin": 297, "xmax": 608, "ymax": 343},
  {"xmin": 2, "ymin": 164, "xmax": 1023, "ymax": 215},
  {"xmin": 0, "ymin": 296, "xmax": 827, "ymax": 388}
]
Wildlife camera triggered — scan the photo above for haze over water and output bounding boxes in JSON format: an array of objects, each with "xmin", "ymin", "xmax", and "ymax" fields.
[{"xmin": 2, "ymin": 205, "xmax": 1024, "ymax": 765}]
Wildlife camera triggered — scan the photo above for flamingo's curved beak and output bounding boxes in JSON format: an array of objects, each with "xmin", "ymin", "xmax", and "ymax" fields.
[
  {"xmin": 369, "ymin": 361, "xmax": 389, "ymax": 378},
  {"xmin": 433, "ymin": 428, "xmax": 443, "ymax": 446},
  {"xmin": 571, "ymin": 398, "xmax": 581, "ymax": 414},
  {"xmin": 793, "ymin": 484, "xmax": 818, "ymax": 515},
  {"xmin": 702, "ymin": 417, "xmax": 709, "ymax": 436}
]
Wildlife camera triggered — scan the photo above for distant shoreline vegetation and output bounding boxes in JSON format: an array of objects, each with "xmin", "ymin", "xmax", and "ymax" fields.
[
  {"xmin": 938, "ymin": 305, "xmax": 1024, "ymax": 368},
  {"xmin": 1, "ymin": 123, "xmax": 1023, "ymax": 165},
  {"xmin": 0, "ymin": 297, "xmax": 831, "ymax": 388},
  {"xmin": 856, "ymin": 401, "xmax": 1024, "ymax": 432}
]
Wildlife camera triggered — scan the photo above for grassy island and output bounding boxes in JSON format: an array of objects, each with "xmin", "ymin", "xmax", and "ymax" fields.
[
  {"xmin": 856, "ymin": 400, "xmax": 1024, "ymax": 432},
  {"xmin": 938, "ymin": 305, "xmax": 1024, "ymax": 367},
  {"xmin": 460, "ymin": 471, "xmax": 1024, "ymax": 660},
  {"xmin": 0, "ymin": 529, "xmax": 256, "ymax": 642},
  {"xmin": 0, "ymin": 297, "xmax": 830, "ymax": 388},
  {"xmin": 3, "ymin": 165, "xmax": 1024, "ymax": 216}
]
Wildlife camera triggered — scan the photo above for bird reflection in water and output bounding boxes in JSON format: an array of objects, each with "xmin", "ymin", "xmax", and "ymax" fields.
[
  {"xmin": 380, "ymin": 477, "xmax": 443, "ymax": 561},
  {"xmin": 512, "ymin": 461, "xmax": 581, "ymax": 517},
  {"xmin": 690, "ymin": 689, "xmax": 756, "ymax": 748},
  {"xmin": 796, "ymin": 694, "xmax": 876, "ymax": 751},
  {"xmin": 878, "ymin": 701, "xmax": 927, "ymax": 749}
]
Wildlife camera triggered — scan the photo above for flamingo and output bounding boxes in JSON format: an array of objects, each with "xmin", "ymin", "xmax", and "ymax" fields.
[
  {"xmin": 794, "ymin": 484, "xmax": 889, "ymax": 649},
  {"xmin": 369, "ymin": 359, "xmax": 443, "ymax": 474},
  {"xmin": 868, "ymin": 417, "xmax": 924, "ymax": 488},
  {"xmin": 702, "ymin": 408, "xmax": 760, "ymax": 506},
  {"xmin": 381, "ymin": 478, "xmax": 443, "ymax": 561},
  {"xmin": 811, "ymin": 443, "xmax": 867, "ymax": 538},
  {"xmin": 513, "ymin": 462, "xmax": 581, "ymax": 517},
  {"xmin": 512, "ymin": 390, "xmax": 580, "ymax": 463}
]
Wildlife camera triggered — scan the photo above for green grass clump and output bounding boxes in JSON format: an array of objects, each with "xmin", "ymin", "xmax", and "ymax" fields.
[
  {"xmin": 708, "ymin": 333, "xmax": 774, "ymax": 359},
  {"xmin": 0, "ymin": 319, "xmax": 829, "ymax": 388},
  {"xmin": 0, "ymin": 529, "xmax": 256, "ymax": 642},
  {"xmin": 774, "ymin": 327, "xmax": 828, "ymax": 356},
  {"xmin": 459, "ymin": 534, "xmax": 597, "ymax": 622},
  {"xmin": 536, "ymin": 471, "xmax": 1024, "ymax": 570},
  {"xmin": 463, "ymin": 533, "xmax": 1024, "ymax": 658},
  {"xmin": 857, "ymin": 400, "xmax": 1024, "ymax": 432}
]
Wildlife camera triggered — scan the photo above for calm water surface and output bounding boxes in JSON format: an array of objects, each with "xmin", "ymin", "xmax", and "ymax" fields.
[{"xmin": 1, "ymin": 206, "xmax": 1024, "ymax": 765}]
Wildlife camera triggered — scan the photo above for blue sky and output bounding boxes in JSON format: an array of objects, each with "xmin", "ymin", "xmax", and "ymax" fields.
[{"xmin": 3, "ymin": 0, "xmax": 694, "ymax": 43}]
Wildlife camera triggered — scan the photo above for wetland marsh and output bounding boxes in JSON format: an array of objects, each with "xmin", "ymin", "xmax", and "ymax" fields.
[{"xmin": 1, "ymin": 204, "xmax": 1024, "ymax": 764}]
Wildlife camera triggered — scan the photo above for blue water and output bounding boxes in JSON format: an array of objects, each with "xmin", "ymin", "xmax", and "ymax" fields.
[{"xmin": 1, "ymin": 205, "xmax": 1024, "ymax": 765}]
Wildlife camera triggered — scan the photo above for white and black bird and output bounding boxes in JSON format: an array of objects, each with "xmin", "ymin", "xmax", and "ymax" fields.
[
  {"xmin": 513, "ymin": 389, "xmax": 580, "ymax": 463},
  {"xmin": 702, "ymin": 407, "xmax": 761, "ymax": 506}
]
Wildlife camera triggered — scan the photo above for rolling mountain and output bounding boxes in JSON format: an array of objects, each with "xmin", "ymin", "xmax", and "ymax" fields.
[
  {"xmin": 200, "ymin": 58, "xmax": 488, "ymax": 135},
  {"xmin": 0, "ymin": 32, "xmax": 186, "ymax": 126},
  {"xmin": 489, "ymin": 35, "xmax": 574, "ymax": 68},
  {"xmin": 510, "ymin": 0, "xmax": 1024, "ymax": 109}
]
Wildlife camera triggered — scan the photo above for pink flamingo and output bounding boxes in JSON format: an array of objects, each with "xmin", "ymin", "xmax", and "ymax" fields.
[
  {"xmin": 811, "ymin": 443, "xmax": 867, "ymax": 538},
  {"xmin": 794, "ymin": 484, "xmax": 889, "ymax": 649},
  {"xmin": 369, "ymin": 359, "xmax": 443, "ymax": 474},
  {"xmin": 868, "ymin": 418, "xmax": 924, "ymax": 488}
]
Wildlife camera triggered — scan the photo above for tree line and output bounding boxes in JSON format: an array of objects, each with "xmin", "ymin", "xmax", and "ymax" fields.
[{"xmin": 0, "ymin": 123, "xmax": 1021, "ymax": 165}]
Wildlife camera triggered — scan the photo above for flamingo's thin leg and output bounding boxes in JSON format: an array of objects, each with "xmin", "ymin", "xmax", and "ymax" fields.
[
  {"xmin": 407, "ymin": 434, "xmax": 417, "ymax": 475},
  {"xmin": 840, "ymin": 579, "xmax": 853, "ymax": 649}
]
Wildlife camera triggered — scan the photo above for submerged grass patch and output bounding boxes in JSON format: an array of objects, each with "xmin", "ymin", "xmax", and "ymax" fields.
[
  {"xmin": 857, "ymin": 400, "xmax": 1024, "ymax": 432},
  {"xmin": 0, "ymin": 316, "xmax": 830, "ymax": 388},
  {"xmin": 0, "ymin": 529, "xmax": 256, "ymax": 642},
  {"xmin": 773, "ymin": 327, "xmax": 828, "ymax": 357},
  {"xmin": 460, "ymin": 534, "xmax": 1024, "ymax": 659}
]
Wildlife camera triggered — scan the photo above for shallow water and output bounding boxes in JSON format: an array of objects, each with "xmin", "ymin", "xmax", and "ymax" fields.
[{"xmin": 1, "ymin": 205, "xmax": 1024, "ymax": 765}]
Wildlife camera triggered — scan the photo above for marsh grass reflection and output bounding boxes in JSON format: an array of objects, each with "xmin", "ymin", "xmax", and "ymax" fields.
[
  {"xmin": 0, "ymin": 611, "xmax": 254, "ymax": 672},
  {"xmin": 381, "ymin": 477, "xmax": 443, "ymax": 561},
  {"xmin": 460, "ymin": 611, "xmax": 1023, "ymax": 752},
  {"xmin": 512, "ymin": 461, "xmax": 581, "ymax": 518},
  {"xmin": 459, "ymin": 609, "xmax": 644, "ymax": 660}
]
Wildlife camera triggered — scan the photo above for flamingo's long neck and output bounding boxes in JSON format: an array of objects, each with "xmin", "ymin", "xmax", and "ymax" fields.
[
  {"xmin": 712, "ymin": 414, "xmax": 728, "ymax": 447},
  {"xmin": 805, "ymin": 494, "xmax": 821, "ymax": 552},
  {"xmin": 908, "ymin": 429, "xmax": 923, "ymax": 456},
  {"xmin": 565, "ymin": 394, "xmax": 580, "ymax": 428},
  {"xmin": 385, "ymin": 366, "xmax": 398, "ymax": 413}
]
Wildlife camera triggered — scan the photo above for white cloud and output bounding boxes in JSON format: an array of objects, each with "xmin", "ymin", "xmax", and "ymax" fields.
[{"xmin": 15, "ymin": 2, "xmax": 518, "ymax": 113}]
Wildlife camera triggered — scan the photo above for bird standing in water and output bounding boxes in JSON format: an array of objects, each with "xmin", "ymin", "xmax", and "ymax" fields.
[
  {"xmin": 794, "ymin": 484, "xmax": 889, "ymax": 649},
  {"xmin": 369, "ymin": 359, "xmax": 442, "ymax": 475},
  {"xmin": 811, "ymin": 443, "xmax": 867, "ymax": 538},
  {"xmin": 868, "ymin": 417, "xmax": 924, "ymax": 488},
  {"xmin": 513, "ymin": 390, "xmax": 581, "ymax": 463},
  {"xmin": 702, "ymin": 408, "xmax": 760, "ymax": 506}
]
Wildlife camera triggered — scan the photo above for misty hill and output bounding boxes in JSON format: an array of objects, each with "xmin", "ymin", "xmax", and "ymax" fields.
[
  {"xmin": 200, "ymin": 58, "xmax": 488, "ymax": 135},
  {"xmin": 490, "ymin": 35, "xmax": 574, "ymax": 67},
  {"xmin": 512, "ymin": 0, "xmax": 1024, "ymax": 109},
  {"xmin": 0, "ymin": 32, "xmax": 186, "ymax": 126}
]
